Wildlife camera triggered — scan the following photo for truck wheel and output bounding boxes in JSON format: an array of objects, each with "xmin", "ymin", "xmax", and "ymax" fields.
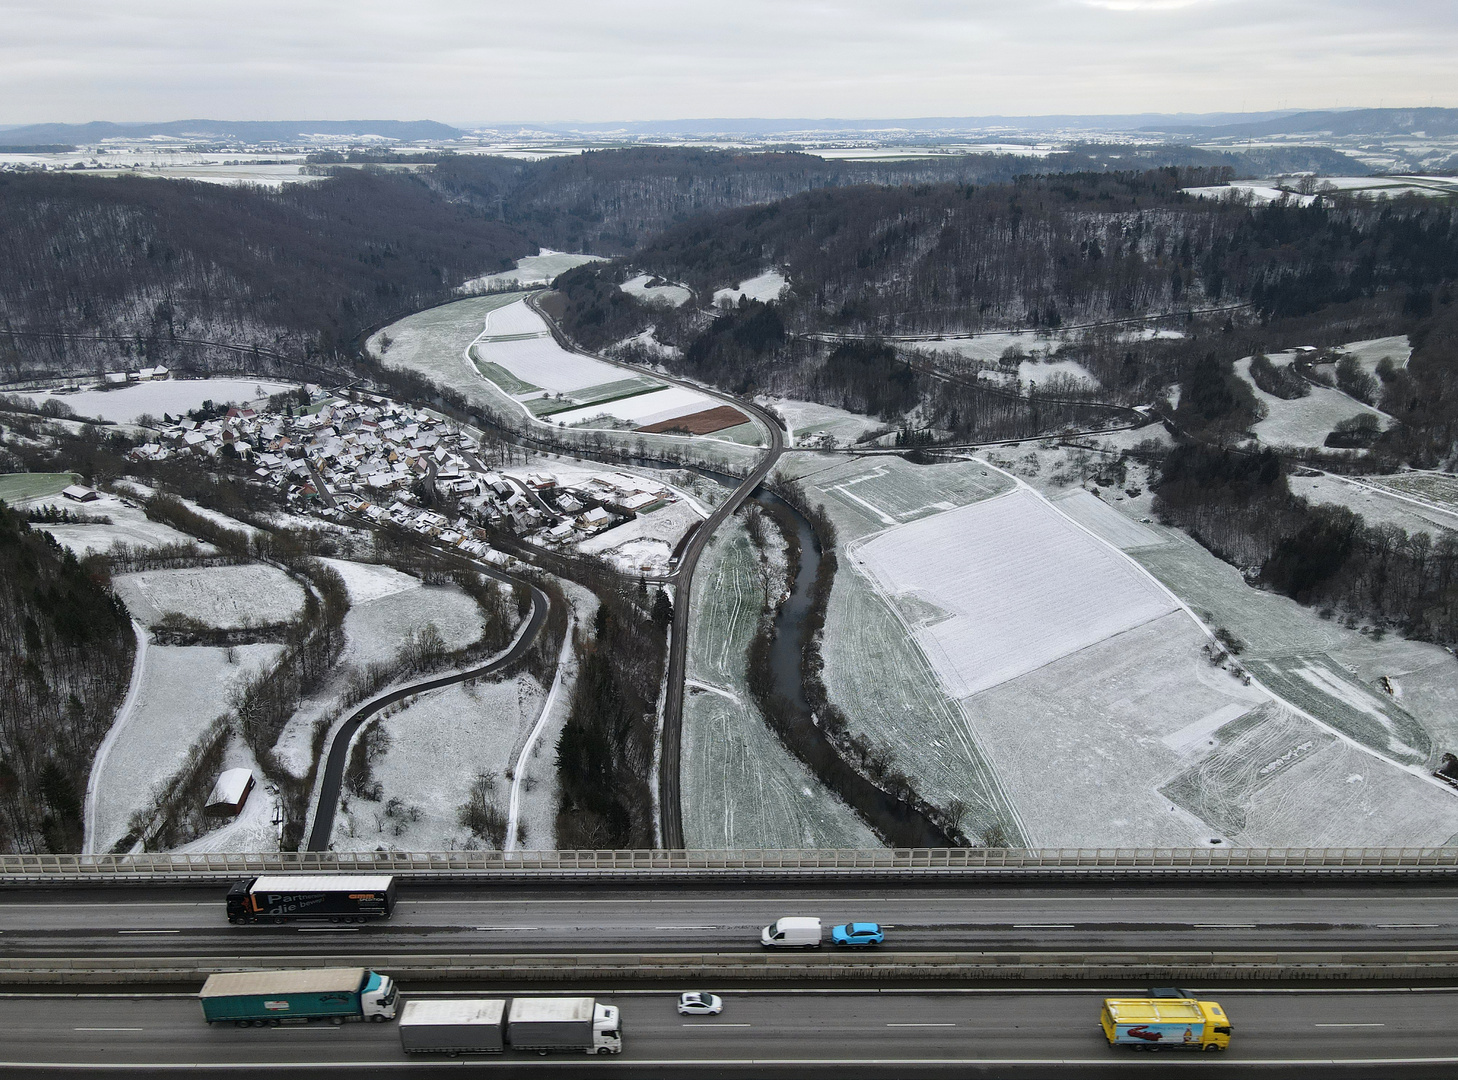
[
  {"xmin": 235, "ymin": 1021, "xmax": 249, "ymax": 1028},
  {"xmin": 370, "ymin": 1014, "xmax": 388, "ymax": 1023},
  {"xmin": 332, "ymin": 1017, "xmax": 344, "ymax": 1026}
]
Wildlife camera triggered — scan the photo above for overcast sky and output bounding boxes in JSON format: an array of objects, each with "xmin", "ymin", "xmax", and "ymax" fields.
[{"xmin": 2, "ymin": 0, "xmax": 1454, "ymax": 126}]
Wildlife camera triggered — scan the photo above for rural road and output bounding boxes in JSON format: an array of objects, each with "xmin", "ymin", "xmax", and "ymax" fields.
[
  {"xmin": 6, "ymin": 881, "xmax": 1458, "ymax": 959},
  {"xmin": 303, "ymin": 570, "xmax": 550, "ymax": 852},
  {"xmin": 525, "ymin": 291, "xmax": 787, "ymax": 849},
  {"xmin": 1, "ymin": 986, "xmax": 1455, "ymax": 1077}
]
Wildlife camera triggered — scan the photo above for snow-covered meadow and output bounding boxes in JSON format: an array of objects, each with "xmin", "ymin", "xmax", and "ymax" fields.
[
  {"xmin": 27, "ymin": 490, "xmax": 216, "ymax": 556},
  {"xmin": 459, "ymin": 250, "xmax": 606, "ymax": 293},
  {"xmin": 620, "ymin": 274, "xmax": 692, "ymax": 307},
  {"xmin": 19, "ymin": 378, "xmax": 293, "ymax": 424},
  {"xmin": 682, "ymin": 517, "xmax": 877, "ymax": 848},
  {"xmin": 852, "ymin": 488, "xmax": 1177, "ymax": 698},
  {"xmin": 1050, "ymin": 489, "xmax": 1166, "ymax": 550},
  {"xmin": 90, "ymin": 642, "xmax": 282, "ymax": 853},
  {"xmin": 475, "ymin": 300, "xmax": 721, "ymax": 428},
  {"xmin": 714, "ymin": 270, "xmax": 788, "ymax": 305},
  {"xmin": 111, "ymin": 564, "xmax": 306, "ymax": 629},
  {"xmin": 1234, "ymin": 352, "xmax": 1390, "ymax": 449},
  {"xmin": 328, "ymin": 674, "xmax": 546, "ymax": 852}
]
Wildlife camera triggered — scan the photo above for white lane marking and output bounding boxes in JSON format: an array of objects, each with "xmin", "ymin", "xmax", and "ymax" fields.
[
  {"xmin": 682, "ymin": 1023, "xmax": 750, "ymax": 1028},
  {"xmin": 1315, "ymin": 1023, "xmax": 1386, "ymax": 1027},
  {"xmin": 1378, "ymin": 923, "xmax": 1438, "ymax": 928},
  {"xmin": 116, "ymin": 930, "xmax": 179, "ymax": 935},
  {"xmin": 13, "ymin": 1055, "xmax": 1458, "ymax": 1068},
  {"xmin": 1013, "ymin": 924, "xmax": 1073, "ymax": 929},
  {"xmin": 655, "ymin": 925, "xmax": 718, "ymax": 930},
  {"xmin": 1194, "ymin": 924, "xmax": 1255, "ymax": 929},
  {"xmin": 73, "ymin": 1028, "xmax": 143, "ymax": 1032},
  {"xmin": 887, "ymin": 1022, "xmax": 956, "ymax": 1027},
  {"xmin": 474, "ymin": 926, "xmax": 540, "ymax": 932}
]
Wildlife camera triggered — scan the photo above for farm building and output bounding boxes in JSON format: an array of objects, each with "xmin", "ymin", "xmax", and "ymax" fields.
[
  {"xmin": 205, "ymin": 768, "xmax": 255, "ymax": 817},
  {"xmin": 61, "ymin": 485, "xmax": 99, "ymax": 502}
]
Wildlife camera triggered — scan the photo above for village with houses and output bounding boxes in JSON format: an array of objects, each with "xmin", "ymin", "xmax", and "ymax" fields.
[{"xmin": 124, "ymin": 387, "xmax": 697, "ymax": 574}]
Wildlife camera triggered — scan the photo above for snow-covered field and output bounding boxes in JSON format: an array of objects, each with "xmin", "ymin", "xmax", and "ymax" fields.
[
  {"xmin": 371, "ymin": 296, "xmax": 763, "ymax": 471},
  {"xmin": 1288, "ymin": 473, "xmax": 1458, "ymax": 539},
  {"xmin": 714, "ymin": 270, "xmax": 788, "ymax": 305},
  {"xmin": 777, "ymin": 453, "xmax": 1013, "ymax": 540},
  {"xmin": 111, "ymin": 564, "xmax": 306, "ymax": 629},
  {"xmin": 1235, "ymin": 353, "xmax": 1390, "ymax": 449},
  {"xmin": 852, "ymin": 489, "xmax": 1177, "ymax": 698},
  {"xmin": 551, "ymin": 385, "xmax": 717, "ymax": 428},
  {"xmin": 1050, "ymin": 489, "xmax": 1166, "ymax": 550},
  {"xmin": 28, "ymin": 491, "xmax": 216, "ymax": 556},
  {"xmin": 0, "ymin": 472, "xmax": 75, "ymax": 503},
  {"xmin": 329, "ymin": 674, "xmax": 545, "ymax": 851},
  {"xmin": 682, "ymin": 517, "xmax": 878, "ymax": 848},
  {"xmin": 1017, "ymin": 358, "xmax": 1098, "ymax": 389},
  {"xmin": 965, "ymin": 611, "xmax": 1268, "ymax": 847},
  {"xmin": 620, "ymin": 274, "xmax": 692, "ymax": 307},
  {"xmin": 459, "ymin": 250, "xmax": 605, "ymax": 293},
  {"xmin": 90, "ymin": 643, "xmax": 282, "ymax": 853},
  {"xmin": 908, "ymin": 330, "xmax": 1058, "ymax": 365},
  {"xmin": 475, "ymin": 300, "xmax": 720, "ymax": 427},
  {"xmin": 18, "ymin": 378, "xmax": 293, "ymax": 424},
  {"xmin": 368, "ymin": 292, "xmax": 520, "ymax": 375},
  {"xmin": 339, "ymin": 581, "xmax": 487, "ymax": 669},
  {"xmin": 758, "ymin": 398, "xmax": 889, "ymax": 447},
  {"xmin": 1335, "ymin": 335, "xmax": 1410, "ymax": 376},
  {"xmin": 577, "ymin": 499, "xmax": 704, "ymax": 576},
  {"xmin": 1132, "ymin": 527, "xmax": 1458, "ymax": 764},
  {"xmin": 319, "ymin": 558, "xmax": 423, "ymax": 604}
]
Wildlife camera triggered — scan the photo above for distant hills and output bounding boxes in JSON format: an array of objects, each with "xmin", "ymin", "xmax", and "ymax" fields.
[
  {"xmin": 0, "ymin": 119, "xmax": 463, "ymax": 147},
  {"xmin": 1144, "ymin": 107, "xmax": 1458, "ymax": 139}
]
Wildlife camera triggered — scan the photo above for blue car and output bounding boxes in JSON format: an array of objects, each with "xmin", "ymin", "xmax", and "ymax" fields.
[{"xmin": 832, "ymin": 922, "xmax": 884, "ymax": 947}]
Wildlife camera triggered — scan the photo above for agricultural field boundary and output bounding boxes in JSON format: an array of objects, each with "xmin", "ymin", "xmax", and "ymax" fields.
[{"xmin": 973, "ymin": 458, "xmax": 1458, "ymax": 802}]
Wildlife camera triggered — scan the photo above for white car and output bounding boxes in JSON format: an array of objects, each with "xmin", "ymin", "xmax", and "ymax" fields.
[{"xmin": 677, "ymin": 992, "xmax": 724, "ymax": 1016}]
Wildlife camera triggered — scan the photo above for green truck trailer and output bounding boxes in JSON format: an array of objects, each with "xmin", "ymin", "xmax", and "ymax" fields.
[{"xmin": 199, "ymin": 968, "xmax": 398, "ymax": 1027}]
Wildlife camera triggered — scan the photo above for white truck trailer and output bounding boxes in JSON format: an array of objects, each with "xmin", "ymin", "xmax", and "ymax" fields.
[{"xmin": 400, "ymin": 997, "xmax": 621, "ymax": 1055}]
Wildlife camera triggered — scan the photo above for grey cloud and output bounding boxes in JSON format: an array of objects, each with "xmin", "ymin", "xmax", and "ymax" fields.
[{"xmin": 0, "ymin": 0, "xmax": 1453, "ymax": 124}]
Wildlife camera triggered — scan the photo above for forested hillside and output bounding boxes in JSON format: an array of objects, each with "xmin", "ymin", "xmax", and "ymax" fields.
[
  {"xmin": 0, "ymin": 502, "xmax": 134, "ymax": 852},
  {"xmin": 620, "ymin": 171, "xmax": 1458, "ymax": 335},
  {"xmin": 0, "ymin": 169, "xmax": 533, "ymax": 381},
  {"xmin": 425, "ymin": 144, "xmax": 1359, "ymax": 255}
]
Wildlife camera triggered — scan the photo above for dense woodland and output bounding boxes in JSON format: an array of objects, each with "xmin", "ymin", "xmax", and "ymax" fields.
[
  {"xmin": 0, "ymin": 168, "xmax": 533, "ymax": 381},
  {"xmin": 0, "ymin": 502, "xmax": 134, "ymax": 852}
]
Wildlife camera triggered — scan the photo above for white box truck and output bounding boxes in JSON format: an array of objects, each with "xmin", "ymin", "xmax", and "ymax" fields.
[
  {"xmin": 506, "ymin": 997, "xmax": 622, "ymax": 1055},
  {"xmin": 399, "ymin": 999, "xmax": 506, "ymax": 1054},
  {"xmin": 761, "ymin": 916, "xmax": 822, "ymax": 947}
]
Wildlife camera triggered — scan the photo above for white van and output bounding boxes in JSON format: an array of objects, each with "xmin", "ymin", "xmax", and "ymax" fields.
[{"xmin": 761, "ymin": 916, "xmax": 822, "ymax": 948}]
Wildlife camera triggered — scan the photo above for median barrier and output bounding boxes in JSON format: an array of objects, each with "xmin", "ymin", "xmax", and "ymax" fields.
[
  {"xmin": 4, "ymin": 951, "xmax": 1458, "ymax": 986},
  {"xmin": 4, "ymin": 847, "xmax": 1458, "ymax": 884}
]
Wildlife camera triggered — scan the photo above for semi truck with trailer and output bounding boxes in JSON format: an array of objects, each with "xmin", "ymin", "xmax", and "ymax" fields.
[
  {"xmin": 226, "ymin": 875, "xmax": 396, "ymax": 923},
  {"xmin": 400, "ymin": 997, "xmax": 621, "ymax": 1055},
  {"xmin": 1101, "ymin": 997, "xmax": 1232, "ymax": 1051},
  {"xmin": 199, "ymin": 968, "xmax": 398, "ymax": 1027}
]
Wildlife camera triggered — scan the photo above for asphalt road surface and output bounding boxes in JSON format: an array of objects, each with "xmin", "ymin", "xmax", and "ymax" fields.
[
  {"xmin": 2, "ymin": 987, "xmax": 1455, "ymax": 1077},
  {"xmin": 525, "ymin": 288, "xmax": 788, "ymax": 850},
  {"xmin": 304, "ymin": 575, "xmax": 550, "ymax": 851},
  {"xmin": 4, "ymin": 882, "xmax": 1457, "ymax": 959}
]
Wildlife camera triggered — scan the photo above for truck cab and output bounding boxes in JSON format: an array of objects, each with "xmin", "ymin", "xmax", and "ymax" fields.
[
  {"xmin": 592, "ymin": 1003, "xmax": 621, "ymax": 1054},
  {"xmin": 362, "ymin": 972, "xmax": 399, "ymax": 1021}
]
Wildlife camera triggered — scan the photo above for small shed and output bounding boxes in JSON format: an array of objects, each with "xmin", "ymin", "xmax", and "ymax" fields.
[
  {"xmin": 61, "ymin": 485, "xmax": 99, "ymax": 502},
  {"xmin": 204, "ymin": 768, "xmax": 255, "ymax": 817}
]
